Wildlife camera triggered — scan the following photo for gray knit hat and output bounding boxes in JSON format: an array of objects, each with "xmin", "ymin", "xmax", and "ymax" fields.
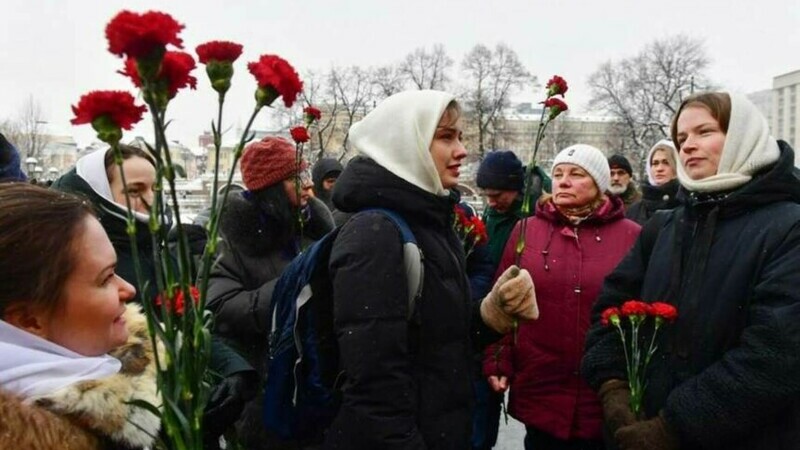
[{"xmin": 551, "ymin": 144, "xmax": 610, "ymax": 193}]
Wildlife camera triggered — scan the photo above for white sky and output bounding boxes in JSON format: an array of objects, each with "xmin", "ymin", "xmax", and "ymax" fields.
[{"xmin": 2, "ymin": 0, "xmax": 798, "ymax": 147}]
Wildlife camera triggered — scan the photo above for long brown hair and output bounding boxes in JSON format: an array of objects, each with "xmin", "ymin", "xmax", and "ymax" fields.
[{"xmin": 0, "ymin": 183, "xmax": 95, "ymax": 316}]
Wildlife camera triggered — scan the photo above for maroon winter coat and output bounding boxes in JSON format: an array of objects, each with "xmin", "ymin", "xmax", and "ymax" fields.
[{"xmin": 483, "ymin": 196, "xmax": 640, "ymax": 441}]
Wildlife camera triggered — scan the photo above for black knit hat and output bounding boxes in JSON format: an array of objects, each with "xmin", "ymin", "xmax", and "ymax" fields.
[
  {"xmin": 476, "ymin": 150, "xmax": 524, "ymax": 191},
  {"xmin": 608, "ymin": 154, "xmax": 633, "ymax": 176}
]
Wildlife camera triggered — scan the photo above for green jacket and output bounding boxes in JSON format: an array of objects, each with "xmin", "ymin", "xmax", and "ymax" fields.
[
  {"xmin": 483, "ymin": 197, "xmax": 533, "ymax": 268},
  {"xmin": 481, "ymin": 166, "xmax": 548, "ymax": 268}
]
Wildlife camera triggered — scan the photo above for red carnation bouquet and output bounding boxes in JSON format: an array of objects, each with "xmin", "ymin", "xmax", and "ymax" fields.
[
  {"xmin": 453, "ymin": 205, "xmax": 488, "ymax": 258},
  {"xmin": 601, "ymin": 300, "xmax": 678, "ymax": 418},
  {"xmin": 70, "ymin": 10, "xmax": 311, "ymax": 449}
]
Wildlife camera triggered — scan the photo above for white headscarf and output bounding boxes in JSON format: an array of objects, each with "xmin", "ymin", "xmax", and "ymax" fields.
[
  {"xmin": 675, "ymin": 93, "xmax": 780, "ymax": 193},
  {"xmin": 0, "ymin": 320, "xmax": 120, "ymax": 401},
  {"xmin": 76, "ymin": 148, "xmax": 150, "ymax": 222},
  {"xmin": 645, "ymin": 140, "xmax": 677, "ymax": 186},
  {"xmin": 348, "ymin": 90, "xmax": 455, "ymax": 196}
]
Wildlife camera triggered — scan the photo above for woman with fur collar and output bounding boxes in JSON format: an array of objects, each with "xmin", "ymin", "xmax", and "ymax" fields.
[
  {"xmin": 50, "ymin": 145, "xmax": 257, "ymax": 448},
  {"xmin": 0, "ymin": 183, "xmax": 161, "ymax": 449},
  {"xmin": 626, "ymin": 140, "xmax": 681, "ymax": 225},
  {"xmin": 583, "ymin": 92, "xmax": 800, "ymax": 449}
]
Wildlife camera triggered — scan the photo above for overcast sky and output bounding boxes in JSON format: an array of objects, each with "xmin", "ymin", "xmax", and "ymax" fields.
[{"xmin": 2, "ymin": 0, "xmax": 798, "ymax": 147}]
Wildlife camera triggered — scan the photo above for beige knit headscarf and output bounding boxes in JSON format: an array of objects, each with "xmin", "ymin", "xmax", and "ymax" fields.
[{"xmin": 675, "ymin": 93, "xmax": 780, "ymax": 193}]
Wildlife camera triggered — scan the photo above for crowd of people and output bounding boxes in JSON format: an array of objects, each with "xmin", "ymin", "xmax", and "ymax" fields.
[{"xmin": 0, "ymin": 89, "xmax": 798, "ymax": 450}]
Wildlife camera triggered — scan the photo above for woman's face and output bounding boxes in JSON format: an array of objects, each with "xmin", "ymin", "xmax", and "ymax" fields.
[
  {"xmin": 430, "ymin": 109, "xmax": 467, "ymax": 189},
  {"xmin": 650, "ymin": 149, "xmax": 676, "ymax": 185},
  {"xmin": 675, "ymin": 106, "xmax": 726, "ymax": 180},
  {"xmin": 109, "ymin": 156, "xmax": 157, "ymax": 214},
  {"xmin": 41, "ymin": 216, "xmax": 135, "ymax": 356},
  {"xmin": 552, "ymin": 163, "xmax": 599, "ymax": 209},
  {"xmin": 282, "ymin": 170, "xmax": 314, "ymax": 208}
]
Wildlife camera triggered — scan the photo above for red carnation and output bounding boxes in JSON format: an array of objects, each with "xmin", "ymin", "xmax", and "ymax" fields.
[
  {"xmin": 546, "ymin": 75, "xmax": 568, "ymax": 97},
  {"xmin": 621, "ymin": 300, "xmax": 649, "ymax": 317},
  {"xmin": 649, "ymin": 302, "xmax": 678, "ymax": 323},
  {"xmin": 196, "ymin": 40, "xmax": 243, "ymax": 64},
  {"xmin": 471, "ymin": 216, "xmax": 488, "ymax": 244},
  {"xmin": 542, "ymin": 97, "xmax": 568, "ymax": 120},
  {"xmin": 105, "ymin": 10, "xmax": 184, "ymax": 59},
  {"xmin": 290, "ymin": 126, "xmax": 310, "ymax": 143},
  {"xmin": 248, "ymin": 54, "xmax": 303, "ymax": 108},
  {"xmin": 120, "ymin": 51, "xmax": 197, "ymax": 99},
  {"xmin": 304, "ymin": 106, "xmax": 322, "ymax": 121},
  {"xmin": 601, "ymin": 307, "xmax": 621, "ymax": 327},
  {"xmin": 71, "ymin": 91, "xmax": 147, "ymax": 145},
  {"xmin": 155, "ymin": 286, "xmax": 200, "ymax": 316}
]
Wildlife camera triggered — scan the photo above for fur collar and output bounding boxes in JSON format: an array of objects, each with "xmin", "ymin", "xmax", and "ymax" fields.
[{"xmin": 28, "ymin": 304, "xmax": 162, "ymax": 449}]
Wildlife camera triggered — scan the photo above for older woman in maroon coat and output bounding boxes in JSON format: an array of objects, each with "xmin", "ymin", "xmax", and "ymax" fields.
[{"xmin": 484, "ymin": 144, "xmax": 640, "ymax": 450}]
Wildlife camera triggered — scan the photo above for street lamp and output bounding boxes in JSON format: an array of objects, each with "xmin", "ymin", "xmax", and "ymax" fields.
[{"xmin": 25, "ymin": 157, "xmax": 38, "ymax": 174}]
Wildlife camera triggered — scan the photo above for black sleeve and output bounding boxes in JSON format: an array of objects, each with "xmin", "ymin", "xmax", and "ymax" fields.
[
  {"xmin": 209, "ymin": 336, "xmax": 256, "ymax": 378},
  {"xmin": 327, "ymin": 212, "xmax": 426, "ymax": 449},
  {"xmin": 205, "ymin": 240, "xmax": 274, "ymax": 339}
]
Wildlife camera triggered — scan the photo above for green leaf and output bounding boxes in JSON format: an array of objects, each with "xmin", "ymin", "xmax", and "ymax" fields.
[
  {"xmin": 126, "ymin": 398, "xmax": 163, "ymax": 420},
  {"xmin": 173, "ymin": 164, "xmax": 187, "ymax": 178}
]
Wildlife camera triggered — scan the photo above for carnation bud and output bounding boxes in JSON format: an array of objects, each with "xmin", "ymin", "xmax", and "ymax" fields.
[
  {"xmin": 255, "ymin": 86, "xmax": 279, "ymax": 108},
  {"xmin": 205, "ymin": 61, "xmax": 234, "ymax": 95},
  {"xmin": 91, "ymin": 115, "xmax": 123, "ymax": 146}
]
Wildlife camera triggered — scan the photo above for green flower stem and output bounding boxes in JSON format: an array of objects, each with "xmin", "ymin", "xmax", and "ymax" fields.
[
  {"xmin": 196, "ymin": 91, "xmax": 226, "ymax": 312},
  {"xmin": 295, "ymin": 142, "xmax": 305, "ymax": 253},
  {"xmin": 198, "ymin": 104, "xmax": 264, "ymax": 311}
]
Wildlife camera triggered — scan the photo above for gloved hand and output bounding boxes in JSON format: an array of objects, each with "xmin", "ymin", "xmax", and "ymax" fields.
[
  {"xmin": 481, "ymin": 265, "xmax": 538, "ymax": 333},
  {"xmin": 598, "ymin": 379, "xmax": 636, "ymax": 434},
  {"xmin": 614, "ymin": 412, "xmax": 679, "ymax": 450},
  {"xmin": 203, "ymin": 371, "xmax": 258, "ymax": 444}
]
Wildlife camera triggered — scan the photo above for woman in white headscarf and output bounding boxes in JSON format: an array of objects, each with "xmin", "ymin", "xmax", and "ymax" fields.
[
  {"xmin": 583, "ymin": 92, "xmax": 800, "ymax": 450},
  {"xmin": 326, "ymin": 90, "xmax": 537, "ymax": 449},
  {"xmin": 626, "ymin": 140, "xmax": 681, "ymax": 225}
]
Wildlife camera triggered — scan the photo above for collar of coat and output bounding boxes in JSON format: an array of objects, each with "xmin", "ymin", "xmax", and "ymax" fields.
[{"xmin": 26, "ymin": 304, "xmax": 162, "ymax": 449}]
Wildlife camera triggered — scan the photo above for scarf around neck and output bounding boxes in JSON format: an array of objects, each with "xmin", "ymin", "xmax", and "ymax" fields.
[{"xmin": 0, "ymin": 320, "xmax": 120, "ymax": 401}]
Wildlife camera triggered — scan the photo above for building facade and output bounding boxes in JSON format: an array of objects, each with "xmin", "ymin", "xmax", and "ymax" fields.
[{"xmin": 772, "ymin": 70, "xmax": 800, "ymax": 164}]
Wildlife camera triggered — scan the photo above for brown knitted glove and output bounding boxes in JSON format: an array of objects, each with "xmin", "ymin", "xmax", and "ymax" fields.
[
  {"xmin": 614, "ymin": 412, "xmax": 680, "ymax": 450},
  {"xmin": 480, "ymin": 294, "xmax": 515, "ymax": 333},
  {"xmin": 598, "ymin": 379, "xmax": 636, "ymax": 433}
]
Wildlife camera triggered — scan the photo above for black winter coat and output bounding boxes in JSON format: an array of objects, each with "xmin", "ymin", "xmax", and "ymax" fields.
[
  {"xmin": 625, "ymin": 178, "xmax": 681, "ymax": 226},
  {"xmin": 325, "ymin": 157, "xmax": 500, "ymax": 450},
  {"xmin": 207, "ymin": 192, "xmax": 335, "ymax": 373},
  {"xmin": 582, "ymin": 142, "xmax": 800, "ymax": 450}
]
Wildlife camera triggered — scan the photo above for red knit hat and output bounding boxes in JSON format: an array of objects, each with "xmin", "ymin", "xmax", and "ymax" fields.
[{"xmin": 240, "ymin": 136, "xmax": 308, "ymax": 191}]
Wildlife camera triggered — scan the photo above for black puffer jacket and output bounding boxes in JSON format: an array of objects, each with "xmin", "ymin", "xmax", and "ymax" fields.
[
  {"xmin": 207, "ymin": 192, "xmax": 335, "ymax": 372},
  {"xmin": 625, "ymin": 178, "xmax": 681, "ymax": 226},
  {"xmin": 582, "ymin": 142, "xmax": 800, "ymax": 450},
  {"xmin": 324, "ymin": 157, "xmax": 500, "ymax": 450}
]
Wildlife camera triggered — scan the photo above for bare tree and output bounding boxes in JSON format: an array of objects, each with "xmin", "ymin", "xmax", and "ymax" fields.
[
  {"xmin": 0, "ymin": 119, "xmax": 23, "ymax": 150},
  {"xmin": 399, "ymin": 44, "xmax": 453, "ymax": 91},
  {"xmin": 301, "ymin": 69, "xmax": 342, "ymax": 161},
  {"xmin": 329, "ymin": 65, "xmax": 374, "ymax": 154},
  {"xmin": 371, "ymin": 64, "xmax": 406, "ymax": 100},
  {"xmin": 587, "ymin": 35, "xmax": 712, "ymax": 179},
  {"xmin": 461, "ymin": 43, "xmax": 533, "ymax": 156},
  {"xmin": 15, "ymin": 95, "xmax": 49, "ymax": 160}
]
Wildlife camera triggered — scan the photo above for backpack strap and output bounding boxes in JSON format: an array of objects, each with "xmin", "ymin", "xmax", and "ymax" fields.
[{"xmin": 359, "ymin": 208, "xmax": 424, "ymax": 321}]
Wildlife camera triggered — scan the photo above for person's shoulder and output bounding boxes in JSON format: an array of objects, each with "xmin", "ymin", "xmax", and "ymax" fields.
[{"xmin": 0, "ymin": 388, "xmax": 102, "ymax": 449}]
